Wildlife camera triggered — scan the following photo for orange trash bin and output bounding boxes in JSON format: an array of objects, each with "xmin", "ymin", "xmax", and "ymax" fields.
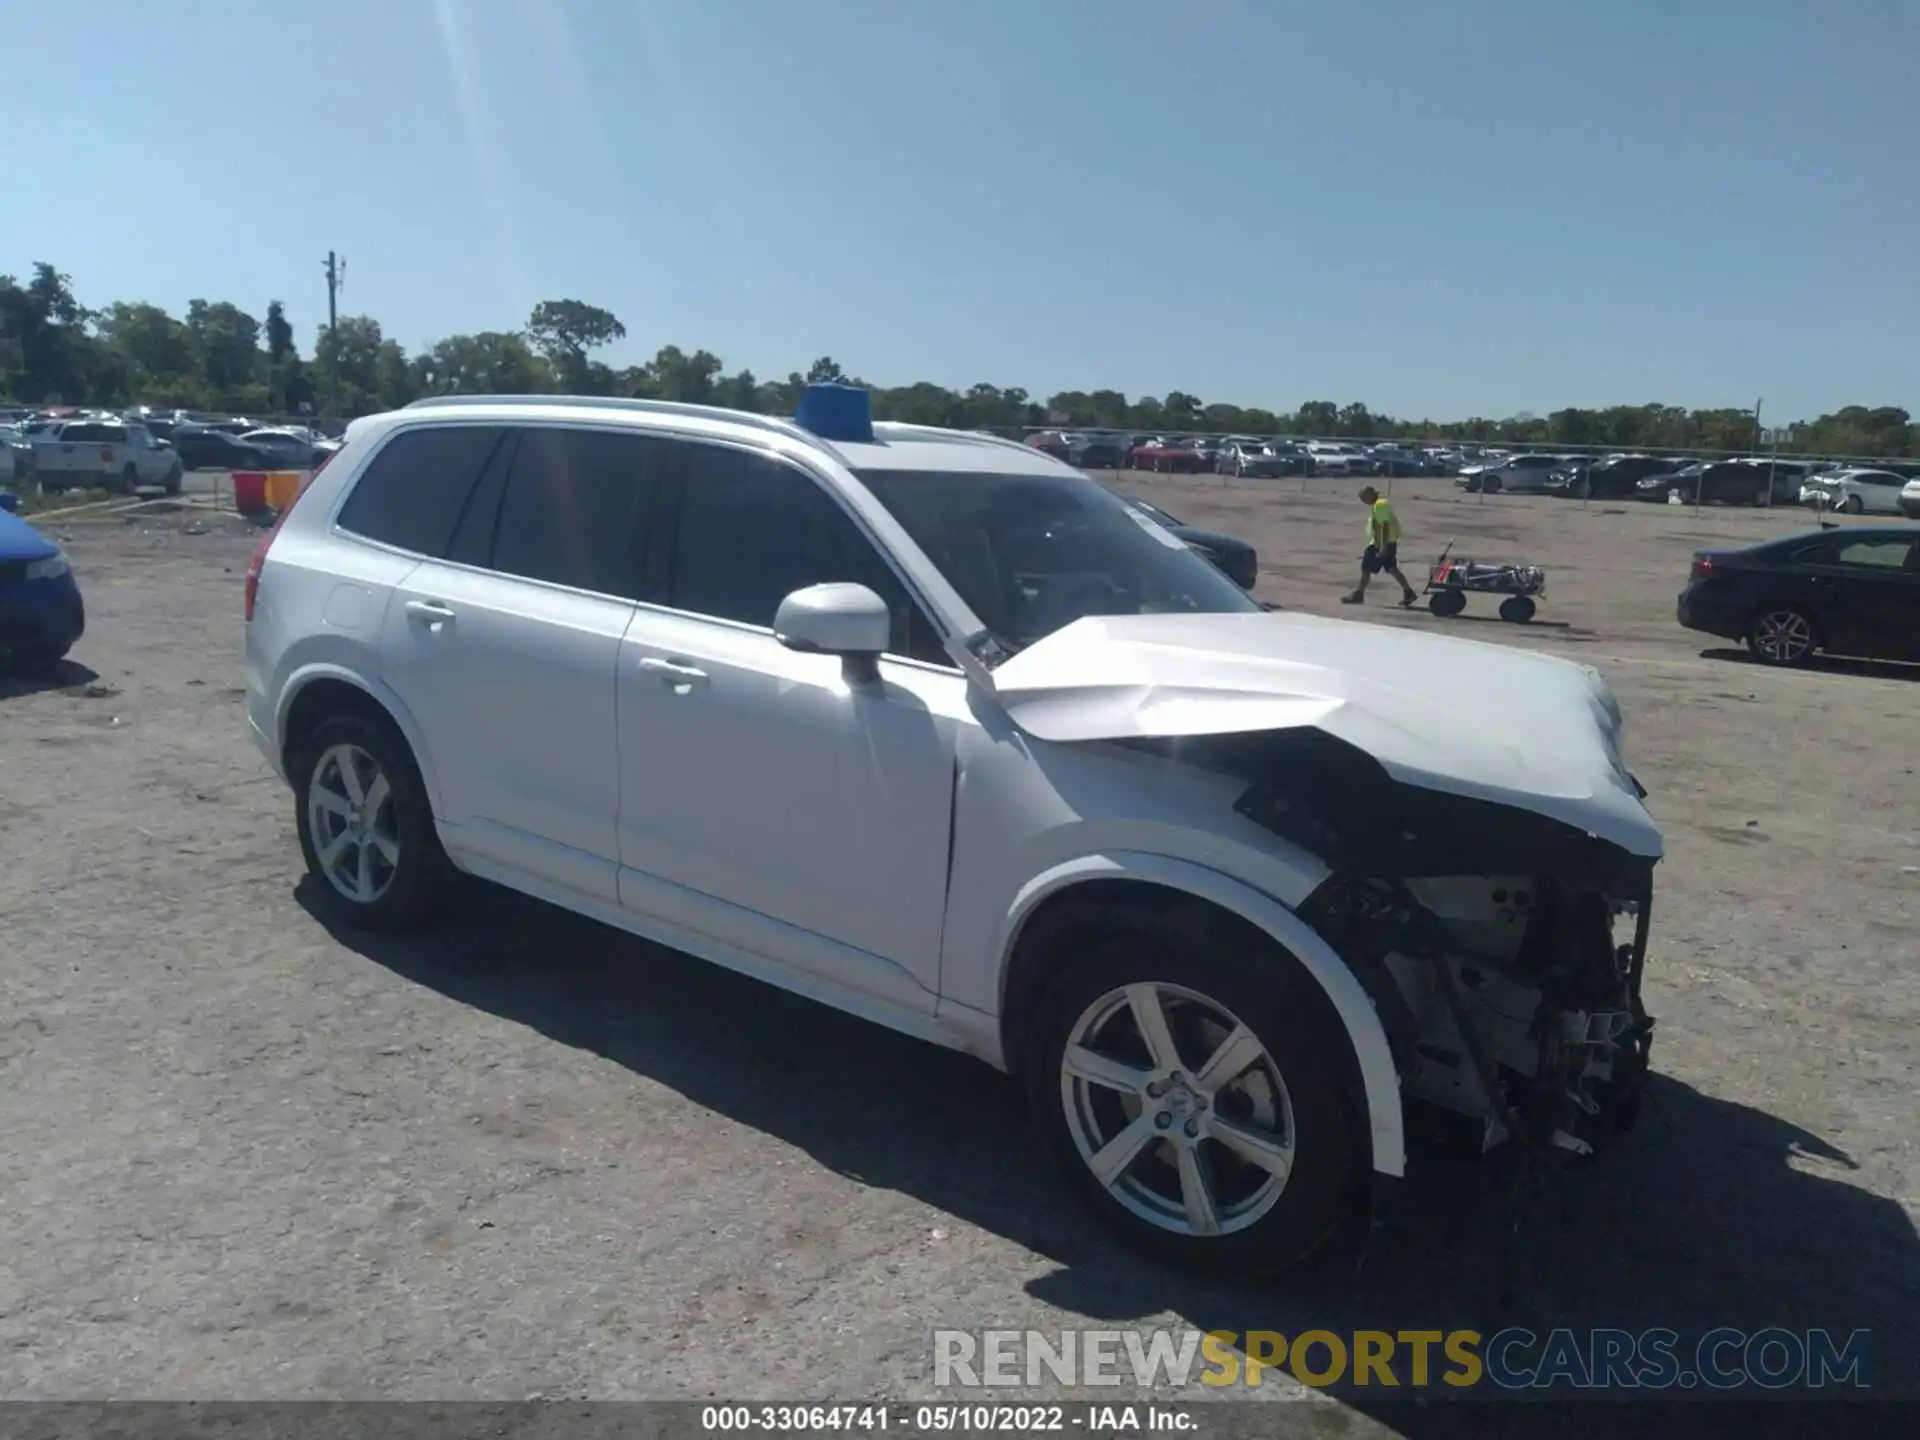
[{"xmin": 263, "ymin": 470, "xmax": 303, "ymax": 512}]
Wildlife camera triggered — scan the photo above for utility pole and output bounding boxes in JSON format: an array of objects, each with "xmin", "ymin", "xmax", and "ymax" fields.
[{"xmin": 323, "ymin": 251, "xmax": 345, "ymax": 422}]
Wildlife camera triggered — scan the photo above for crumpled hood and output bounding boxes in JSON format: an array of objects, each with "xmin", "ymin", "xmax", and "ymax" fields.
[
  {"xmin": 990, "ymin": 610, "xmax": 1662, "ymax": 858},
  {"xmin": 0, "ymin": 508, "xmax": 59, "ymax": 563}
]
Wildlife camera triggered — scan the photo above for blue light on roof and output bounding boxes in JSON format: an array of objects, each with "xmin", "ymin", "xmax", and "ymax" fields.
[{"xmin": 794, "ymin": 383, "xmax": 874, "ymax": 443}]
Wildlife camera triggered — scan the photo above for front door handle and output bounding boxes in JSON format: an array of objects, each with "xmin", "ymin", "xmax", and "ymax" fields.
[{"xmin": 638, "ymin": 656, "xmax": 709, "ymax": 689}]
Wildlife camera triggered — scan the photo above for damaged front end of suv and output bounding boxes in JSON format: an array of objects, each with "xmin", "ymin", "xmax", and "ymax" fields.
[
  {"xmin": 988, "ymin": 609, "xmax": 1663, "ymax": 1177},
  {"xmin": 1237, "ymin": 728, "xmax": 1654, "ymax": 1167}
]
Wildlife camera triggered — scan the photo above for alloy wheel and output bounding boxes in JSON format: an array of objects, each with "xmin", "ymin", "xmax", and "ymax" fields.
[
  {"xmin": 1059, "ymin": 982, "xmax": 1296, "ymax": 1238},
  {"xmin": 1752, "ymin": 610, "xmax": 1813, "ymax": 663},
  {"xmin": 306, "ymin": 742, "xmax": 401, "ymax": 904}
]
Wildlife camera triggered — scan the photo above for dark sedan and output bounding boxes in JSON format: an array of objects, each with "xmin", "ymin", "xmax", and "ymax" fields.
[
  {"xmin": 1549, "ymin": 454, "xmax": 1678, "ymax": 499},
  {"xmin": 1677, "ymin": 525, "xmax": 1920, "ymax": 666},
  {"xmin": 1112, "ymin": 492, "xmax": 1258, "ymax": 589},
  {"xmin": 172, "ymin": 426, "xmax": 275, "ymax": 471},
  {"xmin": 1067, "ymin": 432, "xmax": 1128, "ymax": 469},
  {"xmin": 1639, "ymin": 460, "xmax": 1771, "ymax": 506}
]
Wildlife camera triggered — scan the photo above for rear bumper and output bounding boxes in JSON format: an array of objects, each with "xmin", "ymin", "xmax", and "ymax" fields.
[
  {"xmin": 0, "ymin": 575, "xmax": 85, "ymax": 652},
  {"xmin": 1676, "ymin": 585, "xmax": 1746, "ymax": 641}
]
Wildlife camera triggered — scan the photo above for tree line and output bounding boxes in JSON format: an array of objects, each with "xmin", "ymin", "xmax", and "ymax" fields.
[{"xmin": 2, "ymin": 261, "xmax": 1912, "ymax": 458}]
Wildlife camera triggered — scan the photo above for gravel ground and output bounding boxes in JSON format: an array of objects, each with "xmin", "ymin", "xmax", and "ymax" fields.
[{"xmin": 1, "ymin": 485, "xmax": 1914, "ymax": 1428}]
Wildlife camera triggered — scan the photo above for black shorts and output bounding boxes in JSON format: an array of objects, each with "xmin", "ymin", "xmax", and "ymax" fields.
[{"xmin": 1363, "ymin": 542, "xmax": 1399, "ymax": 574}]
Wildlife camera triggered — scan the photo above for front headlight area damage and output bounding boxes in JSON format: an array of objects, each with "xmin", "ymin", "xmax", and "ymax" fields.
[{"xmin": 1148, "ymin": 728, "xmax": 1656, "ymax": 1169}]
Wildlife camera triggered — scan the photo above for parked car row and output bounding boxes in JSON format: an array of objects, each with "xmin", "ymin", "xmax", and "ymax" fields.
[
  {"xmin": 1452, "ymin": 450, "xmax": 1920, "ymax": 509},
  {"xmin": 0, "ymin": 405, "xmax": 343, "ymax": 491}
]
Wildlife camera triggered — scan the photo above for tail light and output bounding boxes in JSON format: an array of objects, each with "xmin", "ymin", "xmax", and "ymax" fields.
[
  {"xmin": 244, "ymin": 447, "xmax": 333, "ymax": 622},
  {"xmin": 1690, "ymin": 555, "xmax": 1717, "ymax": 581}
]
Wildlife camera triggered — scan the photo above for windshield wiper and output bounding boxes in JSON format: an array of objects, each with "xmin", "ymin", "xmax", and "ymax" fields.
[{"xmin": 964, "ymin": 628, "xmax": 1022, "ymax": 668}]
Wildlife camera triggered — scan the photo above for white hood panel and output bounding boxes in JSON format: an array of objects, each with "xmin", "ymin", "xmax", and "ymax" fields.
[{"xmin": 990, "ymin": 611, "xmax": 1662, "ymax": 859}]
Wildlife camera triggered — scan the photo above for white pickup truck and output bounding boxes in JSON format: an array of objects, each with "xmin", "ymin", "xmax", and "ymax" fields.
[{"xmin": 33, "ymin": 419, "xmax": 185, "ymax": 495}]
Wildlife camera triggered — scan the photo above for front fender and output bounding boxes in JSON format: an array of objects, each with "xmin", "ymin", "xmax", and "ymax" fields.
[{"xmin": 998, "ymin": 851, "xmax": 1405, "ymax": 1179}]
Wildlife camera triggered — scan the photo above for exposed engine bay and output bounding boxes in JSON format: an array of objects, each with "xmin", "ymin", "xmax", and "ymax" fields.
[
  {"xmin": 1299, "ymin": 872, "xmax": 1651, "ymax": 1164},
  {"xmin": 1129, "ymin": 726, "xmax": 1657, "ymax": 1167}
]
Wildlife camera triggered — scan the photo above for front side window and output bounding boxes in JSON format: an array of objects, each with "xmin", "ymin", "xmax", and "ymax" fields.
[
  {"xmin": 335, "ymin": 424, "xmax": 504, "ymax": 558},
  {"xmin": 855, "ymin": 467, "xmax": 1260, "ymax": 658},
  {"xmin": 667, "ymin": 442, "xmax": 947, "ymax": 665}
]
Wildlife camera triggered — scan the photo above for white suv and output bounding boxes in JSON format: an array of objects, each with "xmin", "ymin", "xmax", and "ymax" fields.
[{"xmin": 244, "ymin": 387, "xmax": 1664, "ymax": 1271}]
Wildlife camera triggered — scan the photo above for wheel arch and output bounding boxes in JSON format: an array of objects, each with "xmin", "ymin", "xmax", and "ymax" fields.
[
  {"xmin": 276, "ymin": 666, "xmax": 443, "ymax": 814},
  {"xmin": 995, "ymin": 853, "xmax": 1405, "ymax": 1179}
]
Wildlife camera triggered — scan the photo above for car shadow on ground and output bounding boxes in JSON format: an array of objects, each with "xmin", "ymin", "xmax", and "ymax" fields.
[
  {"xmin": 0, "ymin": 656, "xmax": 100, "ymax": 700},
  {"xmin": 1700, "ymin": 647, "xmax": 1920, "ymax": 683},
  {"xmin": 300, "ymin": 878, "xmax": 1917, "ymax": 1418}
]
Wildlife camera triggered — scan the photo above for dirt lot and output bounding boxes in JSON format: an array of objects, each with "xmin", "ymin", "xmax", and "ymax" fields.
[{"xmin": 1, "ymin": 481, "xmax": 1915, "ymax": 1424}]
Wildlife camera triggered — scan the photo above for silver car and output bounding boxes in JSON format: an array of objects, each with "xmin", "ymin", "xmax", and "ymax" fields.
[{"xmin": 33, "ymin": 420, "xmax": 184, "ymax": 495}]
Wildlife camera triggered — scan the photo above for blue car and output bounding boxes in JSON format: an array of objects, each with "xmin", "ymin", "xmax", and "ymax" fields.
[{"xmin": 0, "ymin": 505, "xmax": 86, "ymax": 674}]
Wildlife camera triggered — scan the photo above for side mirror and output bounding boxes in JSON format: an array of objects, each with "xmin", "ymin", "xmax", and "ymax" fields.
[{"xmin": 774, "ymin": 582, "xmax": 891, "ymax": 685}]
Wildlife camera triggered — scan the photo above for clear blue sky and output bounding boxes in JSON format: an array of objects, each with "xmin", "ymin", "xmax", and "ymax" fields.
[{"xmin": 12, "ymin": 0, "xmax": 1916, "ymax": 422}]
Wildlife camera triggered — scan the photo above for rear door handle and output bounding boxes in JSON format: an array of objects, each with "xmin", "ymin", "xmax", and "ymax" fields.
[
  {"xmin": 638, "ymin": 656, "xmax": 709, "ymax": 688},
  {"xmin": 404, "ymin": 600, "xmax": 456, "ymax": 623}
]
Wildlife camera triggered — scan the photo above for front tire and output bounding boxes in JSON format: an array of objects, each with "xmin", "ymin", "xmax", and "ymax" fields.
[
  {"xmin": 293, "ymin": 711, "xmax": 454, "ymax": 930},
  {"xmin": 1844, "ymin": 494, "xmax": 1864, "ymax": 515},
  {"xmin": 1746, "ymin": 607, "xmax": 1818, "ymax": 666},
  {"xmin": 1024, "ymin": 910, "xmax": 1360, "ymax": 1274}
]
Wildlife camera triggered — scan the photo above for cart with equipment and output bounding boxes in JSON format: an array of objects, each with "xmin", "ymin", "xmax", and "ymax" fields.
[{"xmin": 1424, "ymin": 540, "xmax": 1546, "ymax": 622}]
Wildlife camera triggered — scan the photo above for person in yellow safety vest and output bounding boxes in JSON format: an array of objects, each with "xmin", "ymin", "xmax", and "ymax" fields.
[{"xmin": 1343, "ymin": 484, "xmax": 1419, "ymax": 607}]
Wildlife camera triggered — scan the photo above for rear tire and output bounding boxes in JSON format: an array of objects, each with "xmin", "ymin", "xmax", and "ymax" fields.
[
  {"xmin": 1499, "ymin": 595, "xmax": 1537, "ymax": 623},
  {"xmin": 1745, "ymin": 607, "xmax": 1818, "ymax": 666},
  {"xmin": 293, "ymin": 710, "xmax": 455, "ymax": 931},
  {"xmin": 1023, "ymin": 907, "xmax": 1361, "ymax": 1275},
  {"xmin": 120, "ymin": 464, "xmax": 138, "ymax": 494}
]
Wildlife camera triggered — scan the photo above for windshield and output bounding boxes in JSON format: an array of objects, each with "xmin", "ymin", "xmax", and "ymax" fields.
[{"xmin": 855, "ymin": 468, "xmax": 1259, "ymax": 655}]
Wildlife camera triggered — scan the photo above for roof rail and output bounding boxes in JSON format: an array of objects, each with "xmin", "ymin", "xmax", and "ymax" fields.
[
  {"xmin": 870, "ymin": 421, "xmax": 1039, "ymax": 458},
  {"xmin": 402, "ymin": 393, "xmax": 817, "ymax": 443}
]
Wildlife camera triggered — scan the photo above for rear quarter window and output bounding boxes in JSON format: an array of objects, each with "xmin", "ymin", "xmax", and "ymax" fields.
[{"xmin": 334, "ymin": 424, "xmax": 505, "ymax": 558}]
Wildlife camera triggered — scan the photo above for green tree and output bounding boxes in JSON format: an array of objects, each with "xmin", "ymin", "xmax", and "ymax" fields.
[
  {"xmin": 526, "ymin": 299, "xmax": 625, "ymax": 392},
  {"xmin": 413, "ymin": 331, "xmax": 549, "ymax": 396},
  {"xmin": 94, "ymin": 302, "xmax": 197, "ymax": 400},
  {"xmin": 185, "ymin": 299, "xmax": 262, "ymax": 400},
  {"xmin": 0, "ymin": 263, "xmax": 95, "ymax": 402},
  {"xmin": 647, "ymin": 345, "xmax": 723, "ymax": 404}
]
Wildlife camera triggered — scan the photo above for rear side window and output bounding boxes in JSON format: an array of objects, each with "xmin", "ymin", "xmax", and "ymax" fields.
[
  {"xmin": 667, "ymin": 441, "xmax": 948, "ymax": 664},
  {"xmin": 335, "ymin": 425, "xmax": 504, "ymax": 557},
  {"xmin": 1833, "ymin": 538, "xmax": 1914, "ymax": 570},
  {"xmin": 488, "ymin": 427, "xmax": 665, "ymax": 597}
]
